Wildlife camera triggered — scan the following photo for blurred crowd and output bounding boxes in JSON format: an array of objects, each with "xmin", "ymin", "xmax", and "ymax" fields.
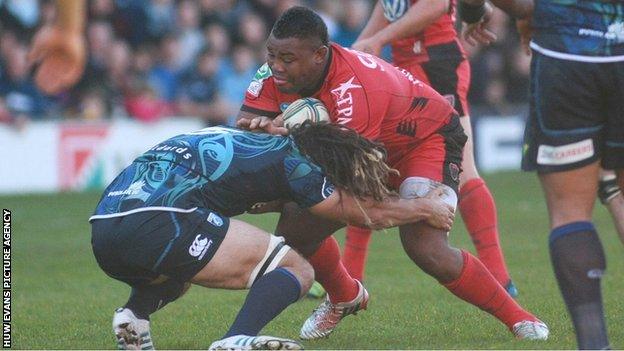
[{"xmin": 0, "ymin": 0, "xmax": 530, "ymax": 126}]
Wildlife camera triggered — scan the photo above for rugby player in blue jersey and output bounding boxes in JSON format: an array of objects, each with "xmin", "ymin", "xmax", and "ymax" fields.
[
  {"xmin": 462, "ymin": 0, "xmax": 624, "ymax": 348},
  {"xmin": 89, "ymin": 122, "xmax": 455, "ymax": 350}
]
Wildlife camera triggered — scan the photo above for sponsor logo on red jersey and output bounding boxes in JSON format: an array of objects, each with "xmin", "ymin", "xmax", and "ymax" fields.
[{"xmin": 330, "ymin": 76, "xmax": 362, "ymax": 123}]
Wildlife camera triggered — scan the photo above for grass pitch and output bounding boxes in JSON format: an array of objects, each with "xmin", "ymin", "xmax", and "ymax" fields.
[{"xmin": 5, "ymin": 171, "xmax": 624, "ymax": 349}]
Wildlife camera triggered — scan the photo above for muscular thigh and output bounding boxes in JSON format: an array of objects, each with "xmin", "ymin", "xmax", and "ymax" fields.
[{"xmin": 192, "ymin": 218, "xmax": 278, "ymax": 289}]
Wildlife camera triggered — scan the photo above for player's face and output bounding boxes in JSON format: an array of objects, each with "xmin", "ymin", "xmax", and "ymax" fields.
[{"xmin": 266, "ymin": 34, "xmax": 328, "ymax": 94}]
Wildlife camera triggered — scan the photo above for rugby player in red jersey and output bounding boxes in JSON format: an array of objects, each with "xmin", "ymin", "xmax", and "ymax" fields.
[
  {"xmin": 347, "ymin": 0, "xmax": 517, "ymax": 297},
  {"xmin": 237, "ymin": 6, "xmax": 548, "ymax": 341}
]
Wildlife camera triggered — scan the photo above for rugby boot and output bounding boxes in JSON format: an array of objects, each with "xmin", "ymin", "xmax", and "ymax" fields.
[
  {"xmin": 112, "ymin": 308, "xmax": 154, "ymax": 350},
  {"xmin": 512, "ymin": 320, "xmax": 549, "ymax": 340},
  {"xmin": 299, "ymin": 280, "xmax": 368, "ymax": 339},
  {"xmin": 209, "ymin": 335, "xmax": 303, "ymax": 350}
]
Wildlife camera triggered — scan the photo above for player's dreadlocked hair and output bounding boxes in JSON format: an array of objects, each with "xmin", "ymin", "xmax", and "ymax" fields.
[
  {"xmin": 271, "ymin": 6, "xmax": 329, "ymax": 46},
  {"xmin": 290, "ymin": 121, "xmax": 398, "ymax": 202}
]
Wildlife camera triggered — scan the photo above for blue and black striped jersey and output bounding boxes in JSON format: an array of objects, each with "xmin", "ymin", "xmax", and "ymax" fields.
[
  {"xmin": 532, "ymin": 0, "xmax": 624, "ymax": 57},
  {"xmin": 92, "ymin": 126, "xmax": 334, "ymax": 218}
]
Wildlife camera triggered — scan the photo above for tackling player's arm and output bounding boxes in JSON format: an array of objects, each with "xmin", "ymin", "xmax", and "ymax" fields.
[
  {"xmin": 309, "ymin": 189, "xmax": 455, "ymax": 231},
  {"xmin": 353, "ymin": 0, "xmax": 450, "ymax": 56},
  {"xmin": 461, "ymin": 0, "xmax": 532, "ymax": 19},
  {"xmin": 460, "ymin": 0, "xmax": 533, "ymax": 47},
  {"xmin": 236, "ymin": 109, "xmax": 288, "ymax": 135}
]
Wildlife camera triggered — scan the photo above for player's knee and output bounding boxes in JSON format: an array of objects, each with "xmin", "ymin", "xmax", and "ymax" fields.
[
  {"xmin": 245, "ymin": 235, "xmax": 313, "ymax": 295},
  {"xmin": 279, "ymin": 250, "xmax": 314, "ymax": 296}
]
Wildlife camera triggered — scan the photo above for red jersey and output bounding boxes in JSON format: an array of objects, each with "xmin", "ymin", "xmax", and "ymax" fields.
[
  {"xmin": 381, "ymin": 0, "xmax": 463, "ymax": 66},
  {"xmin": 242, "ymin": 43, "xmax": 455, "ymax": 161}
]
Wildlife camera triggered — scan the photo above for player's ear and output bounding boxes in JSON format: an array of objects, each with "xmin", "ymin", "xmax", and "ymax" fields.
[{"xmin": 313, "ymin": 45, "xmax": 329, "ymax": 64}]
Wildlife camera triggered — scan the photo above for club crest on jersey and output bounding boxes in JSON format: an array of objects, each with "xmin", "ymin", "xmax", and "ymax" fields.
[
  {"xmin": 331, "ymin": 76, "xmax": 361, "ymax": 123},
  {"xmin": 247, "ymin": 63, "xmax": 273, "ymax": 98},
  {"xmin": 207, "ymin": 212, "xmax": 224, "ymax": 227},
  {"xmin": 381, "ymin": 0, "xmax": 409, "ymax": 22},
  {"xmin": 280, "ymin": 102, "xmax": 290, "ymax": 111}
]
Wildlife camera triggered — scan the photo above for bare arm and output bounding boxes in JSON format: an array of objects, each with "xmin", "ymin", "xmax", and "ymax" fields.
[
  {"xmin": 27, "ymin": 0, "xmax": 86, "ymax": 94},
  {"xmin": 462, "ymin": 0, "xmax": 533, "ymax": 19},
  {"xmin": 353, "ymin": 0, "xmax": 450, "ymax": 56},
  {"xmin": 56, "ymin": 0, "xmax": 86, "ymax": 32},
  {"xmin": 308, "ymin": 189, "xmax": 454, "ymax": 231}
]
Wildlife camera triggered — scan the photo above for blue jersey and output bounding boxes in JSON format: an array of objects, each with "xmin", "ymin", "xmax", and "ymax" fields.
[
  {"xmin": 90, "ymin": 127, "xmax": 334, "ymax": 219},
  {"xmin": 532, "ymin": 0, "xmax": 624, "ymax": 58}
]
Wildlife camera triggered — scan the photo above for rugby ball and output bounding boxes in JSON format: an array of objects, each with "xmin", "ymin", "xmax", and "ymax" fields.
[{"xmin": 281, "ymin": 98, "xmax": 330, "ymax": 129}]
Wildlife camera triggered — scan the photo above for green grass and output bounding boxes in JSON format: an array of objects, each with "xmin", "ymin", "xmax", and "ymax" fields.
[{"xmin": 5, "ymin": 171, "xmax": 624, "ymax": 349}]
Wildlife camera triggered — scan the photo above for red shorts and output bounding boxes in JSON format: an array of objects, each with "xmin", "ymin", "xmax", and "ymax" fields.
[
  {"xmin": 387, "ymin": 115, "xmax": 467, "ymax": 193},
  {"xmin": 401, "ymin": 41, "xmax": 471, "ymax": 117}
]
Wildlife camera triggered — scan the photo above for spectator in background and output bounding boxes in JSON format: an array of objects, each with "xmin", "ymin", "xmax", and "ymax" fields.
[
  {"xmin": 203, "ymin": 22, "xmax": 232, "ymax": 57},
  {"xmin": 145, "ymin": 0, "xmax": 176, "ymax": 42},
  {"xmin": 0, "ymin": 0, "xmax": 533, "ymax": 123},
  {"xmin": 0, "ymin": 43, "xmax": 49, "ymax": 121},
  {"xmin": 148, "ymin": 34, "xmax": 181, "ymax": 103},
  {"xmin": 237, "ymin": 11, "xmax": 269, "ymax": 63},
  {"xmin": 0, "ymin": 0, "xmax": 40, "ymax": 34},
  {"xmin": 220, "ymin": 44, "xmax": 258, "ymax": 124},
  {"xmin": 199, "ymin": 0, "xmax": 240, "ymax": 30},
  {"xmin": 178, "ymin": 47, "xmax": 229, "ymax": 126},
  {"xmin": 176, "ymin": 0, "xmax": 204, "ymax": 70},
  {"xmin": 125, "ymin": 43, "xmax": 172, "ymax": 122},
  {"xmin": 105, "ymin": 40, "xmax": 133, "ymax": 117},
  {"xmin": 79, "ymin": 21, "xmax": 114, "ymax": 91},
  {"xmin": 332, "ymin": 0, "xmax": 371, "ymax": 47}
]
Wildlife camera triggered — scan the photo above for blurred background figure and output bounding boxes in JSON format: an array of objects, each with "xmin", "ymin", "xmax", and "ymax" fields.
[{"xmin": 0, "ymin": 0, "xmax": 529, "ymax": 126}]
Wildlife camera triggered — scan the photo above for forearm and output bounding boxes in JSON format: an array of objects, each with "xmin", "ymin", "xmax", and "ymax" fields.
[
  {"xmin": 356, "ymin": 2, "xmax": 389, "ymax": 41},
  {"xmin": 461, "ymin": 0, "xmax": 533, "ymax": 19},
  {"xmin": 364, "ymin": 198, "xmax": 433, "ymax": 228},
  {"xmin": 373, "ymin": 0, "xmax": 449, "ymax": 45},
  {"xmin": 55, "ymin": 0, "xmax": 85, "ymax": 32}
]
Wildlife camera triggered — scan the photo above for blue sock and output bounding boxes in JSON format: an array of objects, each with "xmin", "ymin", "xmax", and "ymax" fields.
[
  {"xmin": 224, "ymin": 268, "xmax": 301, "ymax": 337},
  {"xmin": 549, "ymin": 221, "xmax": 609, "ymax": 349}
]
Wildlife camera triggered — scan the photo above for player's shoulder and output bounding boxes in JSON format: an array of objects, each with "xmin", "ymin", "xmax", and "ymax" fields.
[{"xmin": 328, "ymin": 44, "xmax": 388, "ymax": 88}]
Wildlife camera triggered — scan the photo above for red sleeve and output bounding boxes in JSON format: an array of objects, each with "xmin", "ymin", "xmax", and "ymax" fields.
[{"xmin": 329, "ymin": 77, "xmax": 385, "ymax": 141}]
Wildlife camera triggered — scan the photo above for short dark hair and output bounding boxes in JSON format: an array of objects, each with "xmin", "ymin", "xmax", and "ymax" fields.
[{"xmin": 271, "ymin": 6, "xmax": 329, "ymax": 46}]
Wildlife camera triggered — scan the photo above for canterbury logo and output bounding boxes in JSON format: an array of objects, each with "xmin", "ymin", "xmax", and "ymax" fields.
[{"xmin": 189, "ymin": 235, "xmax": 212, "ymax": 259}]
